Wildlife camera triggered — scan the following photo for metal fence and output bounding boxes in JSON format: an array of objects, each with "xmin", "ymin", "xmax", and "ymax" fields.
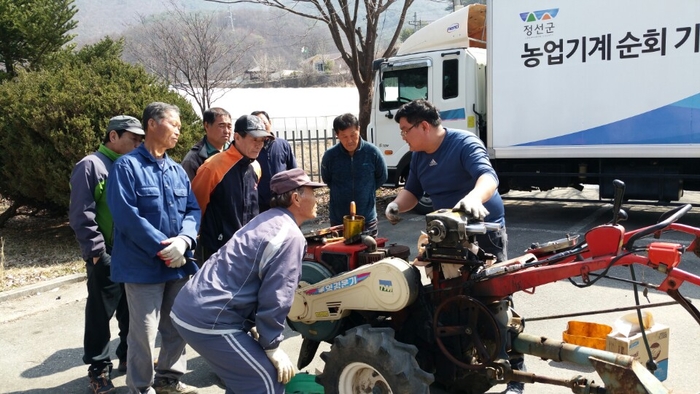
[{"xmin": 270, "ymin": 116, "xmax": 340, "ymax": 182}]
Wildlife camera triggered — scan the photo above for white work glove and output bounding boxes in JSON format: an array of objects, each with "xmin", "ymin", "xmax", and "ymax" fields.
[
  {"xmin": 264, "ymin": 347, "xmax": 296, "ymax": 384},
  {"xmin": 167, "ymin": 255, "xmax": 187, "ymax": 268},
  {"xmin": 159, "ymin": 237, "xmax": 188, "ymax": 268},
  {"xmin": 249, "ymin": 326, "xmax": 260, "ymax": 341},
  {"xmin": 453, "ymin": 195, "xmax": 489, "ymax": 220},
  {"xmin": 385, "ymin": 202, "xmax": 401, "ymax": 225}
]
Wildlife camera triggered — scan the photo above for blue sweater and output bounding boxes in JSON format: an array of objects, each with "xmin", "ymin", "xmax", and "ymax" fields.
[
  {"xmin": 405, "ymin": 128, "xmax": 505, "ymax": 225},
  {"xmin": 321, "ymin": 138, "xmax": 387, "ymax": 225}
]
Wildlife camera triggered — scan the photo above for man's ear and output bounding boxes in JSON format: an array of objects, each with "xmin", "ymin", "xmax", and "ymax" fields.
[
  {"xmin": 292, "ymin": 191, "xmax": 302, "ymax": 206},
  {"xmin": 108, "ymin": 130, "xmax": 118, "ymax": 143},
  {"xmin": 147, "ymin": 117, "xmax": 158, "ymax": 130}
]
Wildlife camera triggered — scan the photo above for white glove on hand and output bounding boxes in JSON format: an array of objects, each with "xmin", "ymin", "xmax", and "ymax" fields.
[
  {"xmin": 385, "ymin": 202, "xmax": 401, "ymax": 225},
  {"xmin": 453, "ymin": 195, "xmax": 489, "ymax": 220},
  {"xmin": 264, "ymin": 347, "xmax": 296, "ymax": 384},
  {"xmin": 159, "ymin": 237, "xmax": 188, "ymax": 268},
  {"xmin": 167, "ymin": 255, "xmax": 186, "ymax": 268},
  {"xmin": 249, "ymin": 326, "xmax": 260, "ymax": 341}
]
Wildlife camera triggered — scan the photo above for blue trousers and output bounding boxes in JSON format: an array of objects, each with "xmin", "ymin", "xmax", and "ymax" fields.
[{"xmin": 173, "ymin": 325, "xmax": 283, "ymax": 394}]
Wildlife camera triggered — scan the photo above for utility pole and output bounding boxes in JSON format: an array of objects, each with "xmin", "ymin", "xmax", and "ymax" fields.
[{"xmin": 408, "ymin": 12, "xmax": 421, "ymax": 32}]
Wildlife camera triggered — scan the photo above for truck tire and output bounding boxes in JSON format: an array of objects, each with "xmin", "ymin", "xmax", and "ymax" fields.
[
  {"xmin": 413, "ymin": 193, "xmax": 434, "ymax": 215},
  {"xmin": 317, "ymin": 324, "xmax": 433, "ymax": 394}
]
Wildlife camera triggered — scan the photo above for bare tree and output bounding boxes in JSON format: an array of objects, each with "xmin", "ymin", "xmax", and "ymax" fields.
[
  {"xmin": 251, "ymin": 52, "xmax": 288, "ymax": 86},
  {"xmin": 204, "ymin": 0, "xmax": 415, "ymax": 138},
  {"xmin": 126, "ymin": 1, "xmax": 255, "ymax": 114},
  {"xmin": 430, "ymin": 0, "xmax": 485, "ymax": 13}
]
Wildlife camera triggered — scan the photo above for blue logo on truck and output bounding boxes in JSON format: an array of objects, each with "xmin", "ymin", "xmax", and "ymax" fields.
[{"xmin": 447, "ymin": 23, "xmax": 460, "ymax": 33}]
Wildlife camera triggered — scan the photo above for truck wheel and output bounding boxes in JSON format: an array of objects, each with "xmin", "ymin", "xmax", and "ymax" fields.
[
  {"xmin": 413, "ymin": 193, "xmax": 434, "ymax": 215},
  {"xmin": 317, "ymin": 325, "xmax": 434, "ymax": 394}
]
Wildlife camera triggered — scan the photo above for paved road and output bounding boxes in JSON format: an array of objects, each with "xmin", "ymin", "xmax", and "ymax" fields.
[{"xmin": 2, "ymin": 186, "xmax": 700, "ymax": 393}]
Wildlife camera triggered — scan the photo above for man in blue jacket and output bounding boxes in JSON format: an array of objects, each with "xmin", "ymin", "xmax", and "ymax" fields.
[
  {"xmin": 321, "ymin": 113, "xmax": 387, "ymax": 236},
  {"xmin": 251, "ymin": 110, "xmax": 297, "ymax": 212},
  {"xmin": 106, "ymin": 102, "xmax": 200, "ymax": 394},
  {"xmin": 171, "ymin": 168, "xmax": 325, "ymax": 393}
]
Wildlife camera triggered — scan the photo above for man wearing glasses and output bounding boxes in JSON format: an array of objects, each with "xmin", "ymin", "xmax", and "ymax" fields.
[{"xmin": 384, "ymin": 99, "xmax": 523, "ymax": 394}]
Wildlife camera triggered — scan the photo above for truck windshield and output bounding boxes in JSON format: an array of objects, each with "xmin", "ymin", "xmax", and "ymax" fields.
[{"xmin": 379, "ymin": 67, "xmax": 428, "ymax": 111}]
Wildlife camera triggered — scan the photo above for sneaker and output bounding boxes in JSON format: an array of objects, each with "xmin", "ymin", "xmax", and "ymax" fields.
[
  {"xmin": 88, "ymin": 370, "xmax": 115, "ymax": 394},
  {"xmin": 117, "ymin": 360, "xmax": 127, "ymax": 373},
  {"xmin": 153, "ymin": 378, "xmax": 198, "ymax": 394}
]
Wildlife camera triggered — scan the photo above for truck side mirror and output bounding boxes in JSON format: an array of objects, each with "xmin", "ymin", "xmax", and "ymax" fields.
[{"xmin": 372, "ymin": 58, "xmax": 385, "ymax": 71}]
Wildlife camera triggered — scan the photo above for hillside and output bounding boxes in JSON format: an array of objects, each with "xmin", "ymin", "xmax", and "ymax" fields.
[{"xmin": 71, "ymin": 0, "xmax": 451, "ymax": 47}]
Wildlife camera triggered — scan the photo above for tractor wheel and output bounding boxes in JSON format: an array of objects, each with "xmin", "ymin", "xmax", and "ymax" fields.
[
  {"xmin": 413, "ymin": 193, "xmax": 434, "ymax": 215},
  {"xmin": 317, "ymin": 324, "xmax": 434, "ymax": 394}
]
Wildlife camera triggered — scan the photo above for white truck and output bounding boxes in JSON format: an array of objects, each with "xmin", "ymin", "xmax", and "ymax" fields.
[{"xmin": 369, "ymin": 1, "xmax": 700, "ymax": 212}]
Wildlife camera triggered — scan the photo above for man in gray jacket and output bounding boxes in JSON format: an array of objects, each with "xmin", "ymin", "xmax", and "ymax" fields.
[
  {"xmin": 69, "ymin": 115, "xmax": 144, "ymax": 393},
  {"xmin": 171, "ymin": 168, "xmax": 325, "ymax": 393}
]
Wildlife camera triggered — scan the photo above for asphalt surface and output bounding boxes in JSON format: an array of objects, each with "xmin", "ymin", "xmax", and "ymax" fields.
[{"xmin": 2, "ymin": 185, "xmax": 700, "ymax": 393}]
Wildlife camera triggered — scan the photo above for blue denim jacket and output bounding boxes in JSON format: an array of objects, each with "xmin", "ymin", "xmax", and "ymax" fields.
[{"xmin": 106, "ymin": 144, "xmax": 201, "ymax": 284}]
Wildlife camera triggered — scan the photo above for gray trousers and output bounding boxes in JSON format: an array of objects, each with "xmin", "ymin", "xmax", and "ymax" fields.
[{"xmin": 124, "ymin": 279, "xmax": 189, "ymax": 393}]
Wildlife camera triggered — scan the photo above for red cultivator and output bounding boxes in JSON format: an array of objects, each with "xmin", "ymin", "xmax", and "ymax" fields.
[{"xmin": 289, "ymin": 180, "xmax": 700, "ymax": 393}]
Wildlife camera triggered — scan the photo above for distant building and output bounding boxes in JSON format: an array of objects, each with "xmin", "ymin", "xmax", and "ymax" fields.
[
  {"xmin": 245, "ymin": 66, "xmax": 297, "ymax": 82},
  {"xmin": 302, "ymin": 53, "xmax": 345, "ymax": 74}
]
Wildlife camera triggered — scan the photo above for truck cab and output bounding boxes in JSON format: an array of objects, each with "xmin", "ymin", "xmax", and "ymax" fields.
[{"xmin": 368, "ymin": 6, "xmax": 487, "ymax": 191}]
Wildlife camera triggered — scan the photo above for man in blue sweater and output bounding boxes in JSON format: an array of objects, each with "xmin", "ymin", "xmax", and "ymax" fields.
[
  {"xmin": 385, "ymin": 99, "xmax": 523, "ymax": 394},
  {"xmin": 321, "ymin": 113, "xmax": 387, "ymax": 236}
]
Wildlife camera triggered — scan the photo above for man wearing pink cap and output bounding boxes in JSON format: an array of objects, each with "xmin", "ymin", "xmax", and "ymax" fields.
[{"xmin": 170, "ymin": 168, "xmax": 325, "ymax": 394}]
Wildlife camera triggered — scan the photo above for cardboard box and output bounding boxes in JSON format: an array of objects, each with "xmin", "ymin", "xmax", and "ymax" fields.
[{"xmin": 606, "ymin": 324, "xmax": 669, "ymax": 381}]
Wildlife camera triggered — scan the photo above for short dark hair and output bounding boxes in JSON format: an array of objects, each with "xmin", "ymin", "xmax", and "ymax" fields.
[
  {"xmin": 203, "ymin": 107, "xmax": 231, "ymax": 127},
  {"xmin": 269, "ymin": 187, "xmax": 303, "ymax": 209},
  {"xmin": 102, "ymin": 129, "xmax": 130, "ymax": 144},
  {"xmin": 142, "ymin": 102, "xmax": 180, "ymax": 132},
  {"xmin": 332, "ymin": 113, "xmax": 359, "ymax": 134},
  {"xmin": 251, "ymin": 110, "xmax": 270, "ymax": 122},
  {"xmin": 394, "ymin": 99, "xmax": 441, "ymax": 127}
]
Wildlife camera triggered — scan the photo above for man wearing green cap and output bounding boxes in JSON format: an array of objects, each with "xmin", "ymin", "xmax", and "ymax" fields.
[{"xmin": 69, "ymin": 115, "xmax": 144, "ymax": 393}]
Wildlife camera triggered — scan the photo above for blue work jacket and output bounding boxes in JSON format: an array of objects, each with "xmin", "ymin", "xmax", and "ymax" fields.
[{"xmin": 106, "ymin": 144, "xmax": 201, "ymax": 284}]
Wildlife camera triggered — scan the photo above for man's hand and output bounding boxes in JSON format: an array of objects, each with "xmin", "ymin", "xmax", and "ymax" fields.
[
  {"xmin": 166, "ymin": 255, "xmax": 186, "ymax": 268},
  {"xmin": 264, "ymin": 347, "xmax": 296, "ymax": 384},
  {"xmin": 158, "ymin": 237, "xmax": 188, "ymax": 266},
  {"xmin": 249, "ymin": 326, "xmax": 260, "ymax": 341},
  {"xmin": 92, "ymin": 251, "xmax": 111, "ymax": 266},
  {"xmin": 385, "ymin": 202, "xmax": 401, "ymax": 225},
  {"xmin": 453, "ymin": 195, "xmax": 489, "ymax": 220}
]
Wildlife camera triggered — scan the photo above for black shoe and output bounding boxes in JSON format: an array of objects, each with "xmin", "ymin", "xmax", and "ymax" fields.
[
  {"xmin": 153, "ymin": 378, "xmax": 198, "ymax": 394},
  {"xmin": 504, "ymin": 381, "xmax": 524, "ymax": 394},
  {"xmin": 88, "ymin": 369, "xmax": 115, "ymax": 394},
  {"xmin": 117, "ymin": 360, "xmax": 127, "ymax": 373}
]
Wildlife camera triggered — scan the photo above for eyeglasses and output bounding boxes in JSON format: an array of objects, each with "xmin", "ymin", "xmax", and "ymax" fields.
[{"xmin": 400, "ymin": 122, "xmax": 422, "ymax": 137}]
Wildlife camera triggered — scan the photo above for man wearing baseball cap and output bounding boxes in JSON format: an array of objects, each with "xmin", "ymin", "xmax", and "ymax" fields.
[
  {"xmin": 192, "ymin": 114, "xmax": 275, "ymax": 265},
  {"xmin": 171, "ymin": 168, "xmax": 325, "ymax": 393},
  {"xmin": 69, "ymin": 115, "xmax": 144, "ymax": 393}
]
